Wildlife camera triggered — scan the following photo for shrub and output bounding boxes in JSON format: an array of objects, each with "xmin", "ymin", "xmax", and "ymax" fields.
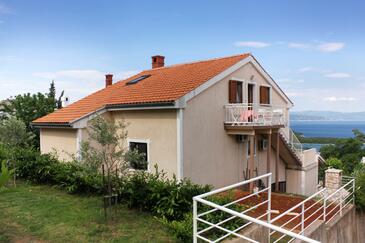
[
  {"xmin": 0, "ymin": 160, "xmax": 14, "ymax": 188},
  {"xmin": 162, "ymin": 213, "xmax": 193, "ymax": 243},
  {"xmin": 354, "ymin": 166, "xmax": 365, "ymax": 211},
  {"xmin": 164, "ymin": 193, "xmax": 248, "ymax": 242},
  {"xmin": 118, "ymin": 167, "xmax": 211, "ymax": 221},
  {"xmin": 10, "ymin": 147, "xmax": 104, "ymax": 194}
]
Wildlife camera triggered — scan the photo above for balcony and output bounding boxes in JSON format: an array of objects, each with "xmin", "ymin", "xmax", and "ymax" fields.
[{"xmin": 224, "ymin": 103, "xmax": 286, "ymax": 133}]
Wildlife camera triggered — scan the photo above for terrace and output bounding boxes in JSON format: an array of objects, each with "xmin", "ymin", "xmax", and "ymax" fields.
[{"xmin": 193, "ymin": 172, "xmax": 355, "ymax": 243}]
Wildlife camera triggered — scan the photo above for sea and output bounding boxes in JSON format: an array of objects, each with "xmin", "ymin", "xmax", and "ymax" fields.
[{"xmin": 290, "ymin": 120, "xmax": 365, "ymax": 151}]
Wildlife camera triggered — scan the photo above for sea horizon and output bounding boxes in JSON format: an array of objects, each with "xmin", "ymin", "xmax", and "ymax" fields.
[{"xmin": 290, "ymin": 120, "xmax": 365, "ymax": 138}]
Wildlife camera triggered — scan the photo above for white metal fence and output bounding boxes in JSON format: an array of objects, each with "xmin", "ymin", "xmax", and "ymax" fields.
[
  {"xmin": 225, "ymin": 104, "xmax": 285, "ymax": 126},
  {"xmin": 269, "ymin": 188, "xmax": 326, "ymax": 242},
  {"xmin": 193, "ymin": 173, "xmax": 355, "ymax": 243},
  {"xmin": 324, "ymin": 176, "xmax": 355, "ymax": 223}
]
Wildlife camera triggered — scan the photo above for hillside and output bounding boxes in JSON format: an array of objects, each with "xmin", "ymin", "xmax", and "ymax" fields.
[{"xmin": 291, "ymin": 111, "xmax": 365, "ymax": 121}]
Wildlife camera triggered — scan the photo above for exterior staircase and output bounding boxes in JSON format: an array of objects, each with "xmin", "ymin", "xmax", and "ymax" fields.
[{"xmin": 279, "ymin": 129, "xmax": 304, "ymax": 165}]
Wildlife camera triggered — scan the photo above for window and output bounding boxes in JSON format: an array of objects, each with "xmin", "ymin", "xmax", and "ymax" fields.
[
  {"xmin": 258, "ymin": 139, "xmax": 268, "ymax": 151},
  {"xmin": 229, "ymin": 80, "xmax": 243, "ymax": 103},
  {"xmin": 247, "ymin": 139, "xmax": 257, "ymax": 157},
  {"xmin": 126, "ymin": 74, "xmax": 151, "ymax": 85},
  {"xmin": 259, "ymin": 86, "xmax": 270, "ymax": 105},
  {"xmin": 129, "ymin": 141, "xmax": 148, "ymax": 170}
]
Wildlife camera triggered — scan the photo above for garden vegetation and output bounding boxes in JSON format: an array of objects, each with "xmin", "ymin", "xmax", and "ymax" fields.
[{"xmin": 0, "ymin": 115, "xmax": 248, "ymax": 242}]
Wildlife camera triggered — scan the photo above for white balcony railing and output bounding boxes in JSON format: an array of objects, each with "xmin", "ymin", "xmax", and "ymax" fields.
[{"xmin": 225, "ymin": 103, "xmax": 286, "ymax": 126}]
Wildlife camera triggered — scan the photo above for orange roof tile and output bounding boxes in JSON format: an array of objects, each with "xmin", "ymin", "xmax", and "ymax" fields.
[{"xmin": 33, "ymin": 53, "xmax": 250, "ymax": 124}]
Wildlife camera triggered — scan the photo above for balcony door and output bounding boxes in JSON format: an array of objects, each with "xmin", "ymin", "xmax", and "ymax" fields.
[{"xmin": 247, "ymin": 83, "xmax": 254, "ymax": 105}]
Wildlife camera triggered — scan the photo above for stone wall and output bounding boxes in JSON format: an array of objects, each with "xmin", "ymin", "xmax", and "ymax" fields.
[{"xmin": 307, "ymin": 205, "xmax": 363, "ymax": 242}]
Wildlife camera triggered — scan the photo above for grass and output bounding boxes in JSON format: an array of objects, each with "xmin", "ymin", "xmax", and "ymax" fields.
[{"xmin": 0, "ymin": 182, "xmax": 176, "ymax": 243}]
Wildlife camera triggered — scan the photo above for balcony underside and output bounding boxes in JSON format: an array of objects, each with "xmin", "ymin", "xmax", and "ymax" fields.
[{"xmin": 224, "ymin": 123, "xmax": 284, "ymax": 135}]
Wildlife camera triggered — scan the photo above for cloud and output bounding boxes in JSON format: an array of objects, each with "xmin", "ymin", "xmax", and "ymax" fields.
[
  {"xmin": 288, "ymin": 43, "xmax": 310, "ymax": 49},
  {"xmin": 233, "ymin": 41, "xmax": 271, "ymax": 48},
  {"xmin": 298, "ymin": 67, "xmax": 316, "ymax": 73},
  {"xmin": 323, "ymin": 96, "xmax": 356, "ymax": 102},
  {"xmin": 0, "ymin": 4, "xmax": 12, "ymax": 14},
  {"xmin": 317, "ymin": 42, "xmax": 345, "ymax": 52},
  {"xmin": 288, "ymin": 42, "xmax": 345, "ymax": 52},
  {"xmin": 285, "ymin": 92, "xmax": 301, "ymax": 97},
  {"xmin": 277, "ymin": 78, "xmax": 304, "ymax": 84},
  {"xmin": 33, "ymin": 69, "xmax": 139, "ymax": 81},
  {"xmin": 30, "ymin": 69, "xmax": 139, "ymax": 102},
  {"xmin": 324, "ymin": 72, "xmax": 351, "ymax": 79},
  {"xmin": 33, "ymin": 69, "xmax": 105, "ymax": 81},
  {"xmin": 115, "ymin": 70, "xmax": 139, "ymax": 80}
]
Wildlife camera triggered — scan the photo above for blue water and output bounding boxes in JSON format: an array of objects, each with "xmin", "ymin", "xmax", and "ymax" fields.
[{"xmin": 291, "ymin": 120, "xmax": 365, "ymax": 138}]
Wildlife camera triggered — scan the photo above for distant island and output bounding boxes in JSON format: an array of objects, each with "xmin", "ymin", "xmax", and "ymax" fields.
[{"xmin": 291, "ymin": 111, "xmax": 365, "ymax": 121}]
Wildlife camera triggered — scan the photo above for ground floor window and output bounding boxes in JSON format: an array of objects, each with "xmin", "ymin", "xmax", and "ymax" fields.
[
  {"xmin": 271, "ymin": 181, "xmax": 286, "ymax": 192},
  {"xmin": 128, "ymin": 140, "xmax": 149, "ymax": 170}
]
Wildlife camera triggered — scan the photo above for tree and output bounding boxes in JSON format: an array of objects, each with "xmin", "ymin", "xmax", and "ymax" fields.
[
  {"xmin": 353, "ymin": 165, "xmax": 365, "ymax": 210},
  {"xmin": 353, "ymin": 129, "xmax": 365, "ymax": 143},
  {"xmin": 326, "ymin": 157, "xmax": 343, "ymax": 170},
  {"xmin": 319, "ymin": 129, "xmax": 365, "ymax": 175},
  {"xmin": 0, "ymin": 81, "xmax": 63, "ymax": 148},
  {"xmin": 78, "ymin": 115, "xmax": 130, "ymax": 196},
  {"xmin": 0, "ymin": 117, "xmax": 34, "ymax": 186},
  {"xmin": 319, "ymin": 144, "xmax": 339, "ymax": 160}
]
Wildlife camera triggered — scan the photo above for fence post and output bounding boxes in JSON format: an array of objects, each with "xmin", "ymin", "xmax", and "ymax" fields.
[
  {"xmin": 353, "ymin": 179, "xmax": 355, "ymax": 204},
  {"xmin": 323, "ymin": 190, "xmax": 327, "ymax": 221},
  {"xmin": 268, "ymin": 174, "xmax": 272, "ymax": 243},
  {"xmin": 340, "ymin": 193, "xmax": 343, "ymax": 216},
  {"xmin": 301, "ymin": 203, "xmax": 305, "ymax": 235},
  {"xmin": 193, "ymin": 198, "xmax": 197, "ymax": 243}
]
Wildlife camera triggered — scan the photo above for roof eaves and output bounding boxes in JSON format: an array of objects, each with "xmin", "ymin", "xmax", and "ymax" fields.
[
  {"xmin": 105, "ymin": 101, "xmax": 176, "ymax": 110},
  {"xmin": 30, "ymin": 122, "xmax": 72, "ymax": 129}
]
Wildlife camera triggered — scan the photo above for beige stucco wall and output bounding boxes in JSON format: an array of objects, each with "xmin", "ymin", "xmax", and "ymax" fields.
[
  {"xmin": 183, "ymin": 62, "xmax": 289, "ymax": 188},
  {"xmin": 40, "ymin": 109, "xmax": 178, "ymax": 179},
  {"xmin": 40, "ymin": 128, "xmax": 77, "ymax": 161},
  {"xmin": 112, "ymin": 109, "xmax": 178, "ymax": 178}
]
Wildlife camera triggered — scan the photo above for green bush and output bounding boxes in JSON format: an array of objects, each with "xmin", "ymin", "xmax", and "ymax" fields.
[
  {"xmin": 5, "ymin": 147, "xmax": 104, "ymax": 194},
  {"xmin": 164, "ymin": 193, "xmax": 247, "ymax": 242},
  {"xmin": 0, "ymin": 160, "xmax": 14, "ymax": 188},
  {"xmin": 2, "ymin": 145, "xmax": 248, "ymax": 242},
  {"xmin": 118, "ymin": 168, "xmax": 211, "ymax": 221},
  {"xmin": 354, "ymin": 167, "xmax": 365, "ymax": 211},
  {"xmin": 162, "ymin": 213, "xmax": 193, "ymax": 242}
]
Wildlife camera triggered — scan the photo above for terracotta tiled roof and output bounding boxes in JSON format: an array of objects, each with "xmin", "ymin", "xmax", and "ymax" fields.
[{"xmin": 33, "ymin": 53, "xmax": 250, "ymax": 124}]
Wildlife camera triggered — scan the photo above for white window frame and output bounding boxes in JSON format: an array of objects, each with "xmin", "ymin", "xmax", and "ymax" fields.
[{"xmin": 127, "ymin": 138, "xmax": 151, "ymax": 172}]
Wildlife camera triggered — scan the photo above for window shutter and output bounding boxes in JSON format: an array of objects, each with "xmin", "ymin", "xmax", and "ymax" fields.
[
  {"xmin": 229, "ymin": 80, "xmax": 237, "ymax": 103},
  {"xmin": 260, "ymin": 86, "xmax": 270, "ymax": 104}
]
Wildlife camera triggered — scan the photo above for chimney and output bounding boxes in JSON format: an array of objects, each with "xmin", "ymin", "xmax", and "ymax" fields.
[
  {"xmin": 152, "ymin": 55, "xmax": 165, "ymax": 69},
  {"xmin": 62, "ymin": 96, "xmax": 70, "ymax": 107},
  {"xmin": 105, "ymin": 74, "xmax": 113, "ymax": 87}
]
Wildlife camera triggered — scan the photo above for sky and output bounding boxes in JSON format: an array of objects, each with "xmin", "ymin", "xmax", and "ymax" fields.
[{"xmin": 0, "ymin": 0, "xmax": 364, "ymax": 112}]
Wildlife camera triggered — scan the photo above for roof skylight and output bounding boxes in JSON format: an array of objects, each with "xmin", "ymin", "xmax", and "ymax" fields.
[{"xmin": 126, "ymin": 74, "xmax": 151, "ymax": 85}]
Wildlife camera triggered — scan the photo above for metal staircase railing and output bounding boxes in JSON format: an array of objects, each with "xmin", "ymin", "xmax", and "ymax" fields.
[{"xmin": 280, "ymin": 128, "xmax": 303, "ymax": 159}]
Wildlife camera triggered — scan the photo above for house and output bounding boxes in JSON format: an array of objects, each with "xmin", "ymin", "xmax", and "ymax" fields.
[{"xmin": 32, "ymin": 54, "xmax": 318, "ymax": 195}]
